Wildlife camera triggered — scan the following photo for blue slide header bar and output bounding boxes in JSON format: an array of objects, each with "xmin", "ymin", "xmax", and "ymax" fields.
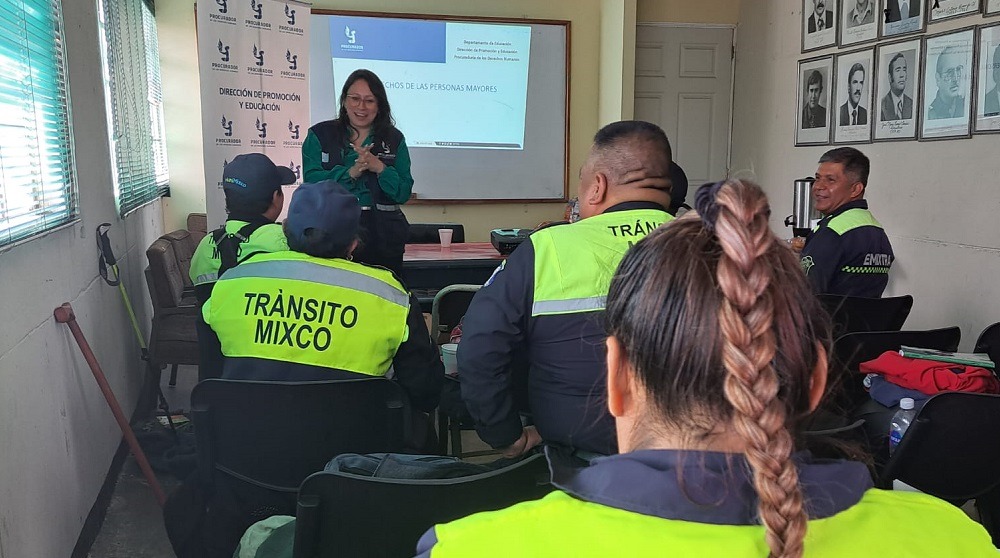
[{"xmin": 330, "ymin": 16, "xmax": 446, "ymax": 63}]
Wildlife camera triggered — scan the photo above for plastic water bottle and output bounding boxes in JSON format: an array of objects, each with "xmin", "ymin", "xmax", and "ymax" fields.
[{"xmin": 888, "ymin": 397, "xmax": 916, "ymax": 455}]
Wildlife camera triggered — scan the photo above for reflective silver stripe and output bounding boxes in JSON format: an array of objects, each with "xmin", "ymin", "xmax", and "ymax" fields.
[
  {"xmin": 194, "ymin": 273, "xmax": 218, "ymax": 284},
  {"xmin": 531, "ymin": 296, "xmax": 607, "ymax": 315},
  {"xmin": 222, "ymin": 260, "xmax": 409, "ymax": 307},
  {"xmin": 375, "ymin": 204, "xmax": 399, "ymax": 211}
]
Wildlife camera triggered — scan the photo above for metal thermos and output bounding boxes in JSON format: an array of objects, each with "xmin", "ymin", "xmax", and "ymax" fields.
[{"xmin": 784, "ymin": 177, "xmax": 816, "ymax": 238}]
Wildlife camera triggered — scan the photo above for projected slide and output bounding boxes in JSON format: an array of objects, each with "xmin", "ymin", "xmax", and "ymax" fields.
[{"xmin": 329, "ymin": 16, "xmax": 531, "ymax": 150}]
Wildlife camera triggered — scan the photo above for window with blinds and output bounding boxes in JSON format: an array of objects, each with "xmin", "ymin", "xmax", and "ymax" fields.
[
  {"xmin": 0, "ymin": 0, "xmax": 78, "ymax": 247},
  {"xmin": 100, "ymin": 0, "xmax": 169, "ymax": 217}
]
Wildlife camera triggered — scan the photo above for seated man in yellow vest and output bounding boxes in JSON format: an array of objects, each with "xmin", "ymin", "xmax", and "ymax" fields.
[
  {"xmin": 458, "ymin": 121, "xmax": 675, "ymax": 458},
  {"xmin": 189, "ymin": 153, "xmax": 296, "ymax": 380},
  {"xmin": 203, "ymin": 180, "xmax": 443, "ymax": 421}
]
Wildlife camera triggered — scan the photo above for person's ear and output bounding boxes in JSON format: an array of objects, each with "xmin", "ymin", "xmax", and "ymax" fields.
[
  {"xmin": 606, "ymin": 336, "xmax": 634, "ymax": 418},
  {"xmin": 808, "ymin": 344, "xmax": 829, "ymax": 412},
  {"xmin": 271, "ymin": 189, "xmax": 284, "ymax": 210},
  {"xmin": 588, "ymin": 172, "xmax": 609, "ymax": 206}
]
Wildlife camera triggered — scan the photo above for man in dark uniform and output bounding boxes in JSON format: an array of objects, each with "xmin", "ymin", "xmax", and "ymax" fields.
[
  {"xmin": 800, "ymin": 147, "xmax": 894, "ymax": 297},
  {"xmin": 457, "ymin": 121, "xmax": 674, "ymax": 458}
]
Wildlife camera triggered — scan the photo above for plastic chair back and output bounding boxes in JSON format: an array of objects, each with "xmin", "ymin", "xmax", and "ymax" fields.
[
  {"xmin": 878, "ymin": 392, "xmax": 1000, "ymax": 502},
  {"xmin": 829, "ymin": 327, "xmax": 961, "ymax": 412},
  {"xmin": 974, "ymin": 322, "xmax": 1000, "ymax": 366},
  {"xmin": 818, "ymin": 294, "xmax": 913, "ymax": 337},
  {"xmin": 191, "ymin": 378, "xmax": 409, "ymax": 492},
  {"xmin": 407, "ymin": 223, "xmax": 465, "ymax": 244},
  {"xmin": 293, "ymin": 453, "xmax": 552, "ymax": 558}
]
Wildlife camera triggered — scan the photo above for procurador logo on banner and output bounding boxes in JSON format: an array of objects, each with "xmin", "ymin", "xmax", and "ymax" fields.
[{"xmin": 198, "ymin": 0, "xmax": 311, "ymax": 229}]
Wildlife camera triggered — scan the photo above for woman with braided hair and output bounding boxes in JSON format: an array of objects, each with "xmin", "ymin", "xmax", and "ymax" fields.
[{"xmin": 414, "ymin": 180, "xmax": 994, "ymax": 557}]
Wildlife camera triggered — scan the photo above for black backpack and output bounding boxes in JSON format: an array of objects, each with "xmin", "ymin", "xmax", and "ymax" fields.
[{"xmin": 210, "ymin": 222, "xmax": 266, "ymax": 278}]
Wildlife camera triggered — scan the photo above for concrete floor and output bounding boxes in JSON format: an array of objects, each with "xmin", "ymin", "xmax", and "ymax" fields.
[{"xmin": 87, "ymin": 364, "xmax": 198, "ymax": 558}]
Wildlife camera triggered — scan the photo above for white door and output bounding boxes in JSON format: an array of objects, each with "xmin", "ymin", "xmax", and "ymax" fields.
[{"xmin": 634, "ymin": 24, "xmax": 734, "ymax": 187}]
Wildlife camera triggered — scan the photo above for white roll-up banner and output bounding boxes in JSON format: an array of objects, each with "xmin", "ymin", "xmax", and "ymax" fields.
[{"xmin": 198, "ymin": 0, "xmax": 311, "ymax": 229}]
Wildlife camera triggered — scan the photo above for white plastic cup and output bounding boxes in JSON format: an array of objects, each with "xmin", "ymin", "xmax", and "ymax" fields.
[
  {"xmin": 440, "ymin": 343, "xmax": 459, "ymax": 376},
  {"xmin": 438, "ymin": 228, "xmax": 454, "ymax": 248}
]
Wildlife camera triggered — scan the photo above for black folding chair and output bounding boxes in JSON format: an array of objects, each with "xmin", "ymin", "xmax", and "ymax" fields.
[
  {"xmin": 292, "ymin": 453, "xmax": 553, "ymax": 558},
  {"xmin": 876, "ymin": 392, "xmax": 1000, "ymax": 545},
  {"xmin": 430, "ymin": 284, "xmax": 480, "ymax": 343},
  {"xmin": 974, "ymin": 322, "xmax": 1000, "ymax": 366},
  {"xmin": 189, "ymin": 378, "xmax": 411, "ymax": 555},
  {"xmin": 829, "ymin": 327, "xmax": 961, "ymax": 414},
  {"xmin": 817, "ymin": 294, "xmax": 913, "ymax": 337},
  {"xmin": 407, "ymin": 223, "xmax": 465, "ymax": 244}
]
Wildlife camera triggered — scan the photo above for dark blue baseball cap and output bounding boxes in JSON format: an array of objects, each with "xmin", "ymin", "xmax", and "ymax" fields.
[
  {"xmin": 222, "ymin": 153, "xmax": 296, "ymax": 207},
  {"xmin": 285, "ymin": 180, "xmax": 361, "ymax": 249}
]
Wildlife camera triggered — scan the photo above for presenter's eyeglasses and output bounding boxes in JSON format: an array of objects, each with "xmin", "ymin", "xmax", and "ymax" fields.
[{"xmin": 346, "ymin": 94, "xmax": 378, "ymax": 109}]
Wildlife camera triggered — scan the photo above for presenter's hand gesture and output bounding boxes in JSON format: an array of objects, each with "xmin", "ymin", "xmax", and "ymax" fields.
[
  {"xmin": 348, "ymin": 144, "xmax": 374, "ymax": 179},
  {"xmin": 356, "ymin": 143, "xmax": 386, "ymax": 175}
]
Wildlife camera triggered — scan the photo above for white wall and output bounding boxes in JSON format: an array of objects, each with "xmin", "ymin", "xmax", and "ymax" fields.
[
  {"xmin": 0, "ymin": 1, "xmax": 163, "ymax": 556},
  {"xmin": 732, "ymin": 1, "xmax": 1000, "ymax": 348}
]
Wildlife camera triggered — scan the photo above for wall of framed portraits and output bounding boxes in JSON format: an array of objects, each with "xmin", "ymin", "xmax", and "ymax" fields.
[{"xmin": 731, "ymin": 0, "xmax": 1000, "ymax": 348}]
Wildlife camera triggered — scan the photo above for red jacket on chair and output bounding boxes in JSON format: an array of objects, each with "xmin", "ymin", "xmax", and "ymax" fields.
[{"xmin": 859, "ymin": 351, "xmax": 1000, "ymax": 395}]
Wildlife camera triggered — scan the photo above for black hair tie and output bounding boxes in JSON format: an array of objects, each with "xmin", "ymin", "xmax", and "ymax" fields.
[{"xmin": 693, "ymin": 181, "xmax": 725, "ymax": 232}]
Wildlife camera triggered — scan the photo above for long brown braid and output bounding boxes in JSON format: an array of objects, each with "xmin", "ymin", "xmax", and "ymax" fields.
[
  {"xmin": 605, "ymin": 179, "xmax": 825, "ymax": 558},
  {"xmin": 712, "ymin": 180, "xmax": 807, "ymax": 557}
]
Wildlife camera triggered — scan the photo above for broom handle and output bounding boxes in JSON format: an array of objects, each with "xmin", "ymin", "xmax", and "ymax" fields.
[{"xmin": 54, "ymin": 303, "xmax": 166, "ymax": 507}]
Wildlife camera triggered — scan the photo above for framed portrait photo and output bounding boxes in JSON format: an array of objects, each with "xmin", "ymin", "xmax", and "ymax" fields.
[
  {"xmin": 920, "ymin": 27, "xmax": 976, "ymax": 140},
  {"xmin": 796, "ymin": 56, "xmax": 835, "ymax": 145},
  {"xmin": 874, "ymin": 38, "xmax": 922, "ymax": 140},
  {"xmin": 881, "ymin": 0, "xmax": 926, "ymax": 38},
  {"xmin": 832, "ymin": 48, "xmax": 876, "ymax": 143},
  {"xmin": 803, "ymin": 0, "xmax": 838, "ymax": 52},
  {"xmin": 988, "ymin": 0, "xmax": 1000, "ymax": 16},
  {"xmin": 974, "ymin": 23, "xmax": 1000, "ymax": 133},
  {"xmin": 840, "ymin": 0, "xmax": 880, "ymax": 46},
  {"xmin": 928, "ymin": 0, "xmax": 981, "ymax": 24}
]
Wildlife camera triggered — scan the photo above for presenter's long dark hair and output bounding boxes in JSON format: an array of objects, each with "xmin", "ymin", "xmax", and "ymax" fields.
[{"xmin": 338, "ymin": 69, "xmax": 395, "ymax": 138}]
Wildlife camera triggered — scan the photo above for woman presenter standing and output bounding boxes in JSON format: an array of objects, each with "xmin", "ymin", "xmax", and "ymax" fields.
[{"xmin": 302, "ymin": 69, "xmax": 413, "ymax": 275}]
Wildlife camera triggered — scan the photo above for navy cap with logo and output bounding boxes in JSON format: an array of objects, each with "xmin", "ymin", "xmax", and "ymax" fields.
[
  {"xmin": 285, "ymin": 180, "xmax": 361, "ymax": 252},
  {"xmin": 222, "ymin": 153, "xmax": 296, "ymax": 210}
]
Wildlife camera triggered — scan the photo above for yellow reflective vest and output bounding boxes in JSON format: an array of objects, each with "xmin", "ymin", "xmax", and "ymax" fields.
[
  {"xmin": 428, "ymin": 489, "xmax": 996, "ymax": 557},
  {"xmin": 530, "ymin": 208, "xmax": 672, "ymax": 317},
  {"xmin": 203, "ymin": 251, "xmax": 410, "ymax": 376}
]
